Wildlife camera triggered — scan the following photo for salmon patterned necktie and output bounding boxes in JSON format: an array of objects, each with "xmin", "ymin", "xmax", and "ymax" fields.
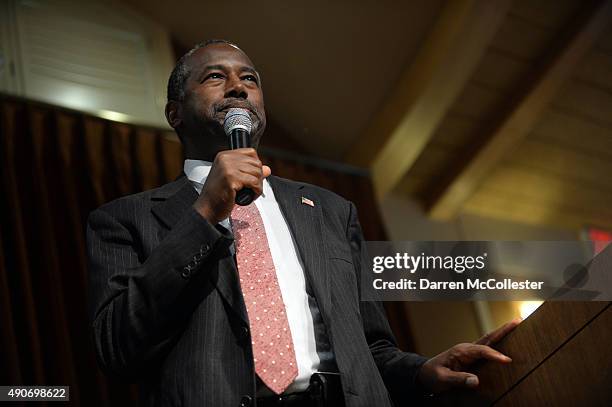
[{"xmin": 231, "ymin": 203, "xmax": 298, "ymax": 394}]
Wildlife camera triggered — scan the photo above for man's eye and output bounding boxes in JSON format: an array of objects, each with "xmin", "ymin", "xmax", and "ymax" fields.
[
  {"xmin": 204, "ymin": 73, "xmax": 224, "ymax": 81},
  {"xmin": 243, "ymin": 75, "xmax": 258, "ymax": 83}
]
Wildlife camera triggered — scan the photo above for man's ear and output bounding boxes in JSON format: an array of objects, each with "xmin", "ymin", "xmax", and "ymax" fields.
[{"xmin": 165, "ymin": 101, "xmax": 182, "ymax": 129}]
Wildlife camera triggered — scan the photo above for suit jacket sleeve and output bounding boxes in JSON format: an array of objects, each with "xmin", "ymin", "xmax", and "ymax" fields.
[
  {"xmin": 346, "ymin": 201, "xmax": 429, "ymax": 404},
  {"xmin": 87, "ymin": 202, "xmax": 232, "ymax": 379}
]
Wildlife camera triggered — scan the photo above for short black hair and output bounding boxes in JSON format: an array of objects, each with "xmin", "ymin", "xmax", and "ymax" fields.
[{"xmin": 166, "ymin": 39, "xmax": 240, "ymax": 102}]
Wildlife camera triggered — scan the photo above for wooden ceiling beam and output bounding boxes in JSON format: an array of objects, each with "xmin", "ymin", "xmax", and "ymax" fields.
[
  {"xmin": 427, "ymin": 0, "xmax": 612, "ymax": 220},
  {"xmin": 346, "ymin": 0, "xmax": 512, "ymax": 200}
]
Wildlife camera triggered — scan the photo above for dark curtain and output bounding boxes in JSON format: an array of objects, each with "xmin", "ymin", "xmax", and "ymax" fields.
[{"xmin": 0, "ymin": 94, "xmax": 415, "ymax": 406}]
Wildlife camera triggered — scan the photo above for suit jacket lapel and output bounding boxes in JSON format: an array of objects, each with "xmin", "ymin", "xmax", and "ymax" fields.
[
  {"xmin": 268, "ymin": 176, "xmax": 331, "ymax": 321},
  {"xmin": 151, "ymin": 175, "xmax": 248, "ymax": 325},
  {"xmin": 150, "ymin": 176, "xmax": 198, "ymax": 230}
]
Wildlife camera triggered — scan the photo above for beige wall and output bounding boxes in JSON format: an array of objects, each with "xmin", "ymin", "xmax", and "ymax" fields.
[{"xmin": 379, "ymin": 192, "xmax": 578, "ymax": 356}]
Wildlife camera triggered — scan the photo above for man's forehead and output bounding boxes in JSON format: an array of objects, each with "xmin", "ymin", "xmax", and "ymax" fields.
[{"xmin": 187, "ymin": 44, "xmax": 256, "ymax": 71}]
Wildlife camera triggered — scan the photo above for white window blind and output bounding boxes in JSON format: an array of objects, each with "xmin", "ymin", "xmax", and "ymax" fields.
[{"xmin": 2, "ymin": 0, "xmax": 174, "ymax": 127}]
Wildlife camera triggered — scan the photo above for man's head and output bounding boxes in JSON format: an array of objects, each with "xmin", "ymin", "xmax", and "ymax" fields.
[{"xmin": 165, "ymin": 40, "xmax": 266, "ymax": 160}]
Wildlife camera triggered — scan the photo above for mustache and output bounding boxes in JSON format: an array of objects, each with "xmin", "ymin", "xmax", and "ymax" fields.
[{"xmin": 215, "ymin": 99, "xmax": 258, "ymax": 116}]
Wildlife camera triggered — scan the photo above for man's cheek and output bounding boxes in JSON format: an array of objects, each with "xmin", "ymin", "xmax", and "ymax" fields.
[{"xmin": 252, "ymin": 118, "xmax": 266, "ymax": 140}]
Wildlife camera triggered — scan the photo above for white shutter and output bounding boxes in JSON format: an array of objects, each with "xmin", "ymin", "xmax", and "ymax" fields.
[
  {"xmin": 0, "ymin": 0, "xmax": 24, "ymax": 95},
  {"xmin": 3, "ymin": 0, "xmax": 174, "ymax": 127}
]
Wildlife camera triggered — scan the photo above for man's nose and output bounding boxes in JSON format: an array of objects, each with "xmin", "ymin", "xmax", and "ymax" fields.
[{"xmin": 224, "ymin": 74, "xmax": 248, "ymax": 99}]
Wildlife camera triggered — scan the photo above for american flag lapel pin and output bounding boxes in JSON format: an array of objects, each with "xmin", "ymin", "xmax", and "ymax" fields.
[{"xmin": 301, "ymin": 196, "xmax": 315, "ymax": 207}]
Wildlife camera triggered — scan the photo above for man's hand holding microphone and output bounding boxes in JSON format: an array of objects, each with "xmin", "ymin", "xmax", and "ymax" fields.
[{"xmin": 193, "ymin": 108, "xmax": 270, "ymax": 224}]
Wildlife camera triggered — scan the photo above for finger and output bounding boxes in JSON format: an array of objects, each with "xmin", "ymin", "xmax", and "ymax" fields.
[
  {"xmin": 235, "ymin": 147, "xmax": 258, "ymax": 157},
  {"xmin": 229, "ymin": 153, "xmax": 261, "ymax": 166},
  {"xmin": 238, "ymin": 163, "xmax": 270, "ymax": 181},
  {"xmin": 237, "ymin": 174, "xmax": 264, "ymax": 197},
  {"xmin": 218, "ymin": 149, "xmax": 258, "ymax": 165},
  {"xmin": 237, "ymin": 163, "xmax": 265, "ymax": 178},
  {"xmin": 242, "ymin": 154, "xmax": 265, "ymax": 167},
  {"xmin": 461, "ymin": 344, "xmax": 512, "ymax": 364},
  {"xmin": 440, "ymin": 369, "xmax": 480, "ymax": 390},
  {"xmin": 233, "ymin": 155, "xmax": 265, "ymax": 175},
  {"xmin": 476, "ymin": 317, "xmax": 522, "ymax": 345}
]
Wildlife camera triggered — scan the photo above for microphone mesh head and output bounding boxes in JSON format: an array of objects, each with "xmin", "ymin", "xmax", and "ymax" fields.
[{"xmin": 223, "ymin": 108, "xmax": 252, "ymax": 135}]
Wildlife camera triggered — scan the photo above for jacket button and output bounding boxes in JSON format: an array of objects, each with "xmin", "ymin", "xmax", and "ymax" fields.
[
  {"xmin": 181, "ymin": 267, "xmax": 191, "ymax": 279},
  {"xmin": 239, "ymin": 395, "xmax": 252, "ymax": 407}
]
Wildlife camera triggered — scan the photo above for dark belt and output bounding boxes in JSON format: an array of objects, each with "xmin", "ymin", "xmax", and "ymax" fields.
[{"xmin": 256, "ymin": 372, "xmax": 345, "ymax": 407}]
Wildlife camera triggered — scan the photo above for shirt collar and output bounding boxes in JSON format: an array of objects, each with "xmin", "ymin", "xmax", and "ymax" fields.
[{"xmin": 184, "ymin": 159, "xmax": 212, "ymax": 186}]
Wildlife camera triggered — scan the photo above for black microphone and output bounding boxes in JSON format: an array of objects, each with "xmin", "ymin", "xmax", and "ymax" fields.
[{"xmin": 223, "ymin": 108, "xmax": 255, "ymax": 206}]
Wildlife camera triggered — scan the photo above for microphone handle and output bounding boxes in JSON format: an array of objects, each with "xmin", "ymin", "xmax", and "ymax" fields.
[
  {"xmin": 229, "ymin": 128, "xmax": 251, "ymax": 150},
  {"xmin": 230, "ymin": 129, "xmax": 255, "ymax": 206}
]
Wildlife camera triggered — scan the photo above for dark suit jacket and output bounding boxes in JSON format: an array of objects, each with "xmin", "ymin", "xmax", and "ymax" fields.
[{"xmin": 87, "ymin": 175, "xmax": 427, "ymax": 407}]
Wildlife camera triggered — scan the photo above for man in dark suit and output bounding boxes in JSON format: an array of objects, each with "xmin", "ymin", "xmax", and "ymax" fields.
[{"xmin": 87, "ymin": 40, "xmax": 518, "ymax": 407}]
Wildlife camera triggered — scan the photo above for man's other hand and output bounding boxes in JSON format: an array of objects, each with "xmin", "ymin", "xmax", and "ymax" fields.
[
  {"xmin": 193, "ymin": 148, "xmax": 271, "ymax": 224},
  {"xmin": 416, "ymin": 317, "xmax": 521, "ymax": 393}
]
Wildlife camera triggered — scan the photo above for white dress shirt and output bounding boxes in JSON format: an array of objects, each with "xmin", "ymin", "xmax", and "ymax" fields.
[{"xmin": 184, "ymin": 159, "xmax": 320, "ymax": 394}]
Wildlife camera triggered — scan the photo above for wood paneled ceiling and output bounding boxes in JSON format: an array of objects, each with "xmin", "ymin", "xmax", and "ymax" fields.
[
  {"xmin": 123, "ymin": 0, "xmax": 612, "ymax": 231},
  {"xmin": 352, "ymin": 0, "xmax": 612, "ymax": 231}
]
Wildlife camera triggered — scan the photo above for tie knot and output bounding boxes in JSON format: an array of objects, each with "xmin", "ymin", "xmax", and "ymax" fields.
[
  {"xmin": 231, "ymin": 203, "xmax": 262, "ymax": 241},
  {"xmin": 231, "ymin": 202, "xmax": 258, "ymax": 221}
]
